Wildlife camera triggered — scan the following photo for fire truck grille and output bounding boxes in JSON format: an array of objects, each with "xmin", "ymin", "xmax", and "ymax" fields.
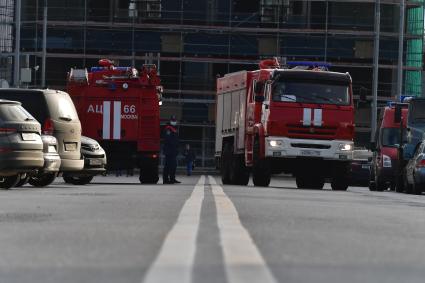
[
  {"xmin": 287, "ymin": 125, "xmax": 337, "ymax": 139},
  {"xmin": 290, "ymin": 143, "xmax": 331, "ymax": 149}
]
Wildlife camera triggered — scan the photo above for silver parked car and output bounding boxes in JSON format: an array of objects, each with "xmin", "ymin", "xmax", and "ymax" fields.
[
  {"xmin": 0, "ymin": 100, "xmax": 44, "ymax": 189},
  {"xmin": 28, "ymin": 135, "xmax": 62, "ymax": 187},
  {"xmin": 0, "ymin": 89, "xmax": 84, "ymax": 173},
  {"xmin": 404, "ymin": 141, "xmax": 425, "ymax": 195},
  {"xmin": 15, "ymin": 135, "xmax": 61, "ymax": 187},
  {"xmin": 63, "ymin": 136, "xmax": 107, "ymax": 185}
]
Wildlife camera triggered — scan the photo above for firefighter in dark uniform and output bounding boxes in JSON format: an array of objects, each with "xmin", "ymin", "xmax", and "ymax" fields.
[{"xmin": 163, "ymin": 116, "xmax": 181, "ymax": 184}]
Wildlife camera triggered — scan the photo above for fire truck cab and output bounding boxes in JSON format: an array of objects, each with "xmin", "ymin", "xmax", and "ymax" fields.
[{"xmin": 67, "ymin": 59, "xmax": 162, "ymax": 184}]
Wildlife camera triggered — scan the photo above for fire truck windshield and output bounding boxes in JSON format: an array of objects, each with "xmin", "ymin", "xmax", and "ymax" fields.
[{"xmin": 272, "ymin": 81, "xmax": 350, "ymax": 105}]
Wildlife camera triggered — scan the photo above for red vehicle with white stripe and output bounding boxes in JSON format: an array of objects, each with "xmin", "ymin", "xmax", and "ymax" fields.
[
  {"xmin": 215, "ymin": 58, "xmax": 355, "ymax": 189},
  {"xmin": 67, "ymin": 59, "xmax": 162, "ymax": 183}
]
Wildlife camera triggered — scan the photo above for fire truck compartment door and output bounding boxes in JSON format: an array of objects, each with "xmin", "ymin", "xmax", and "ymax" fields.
[{"xmin": 84, "ymin": 99, "xmax": 138, "ymax": 140}]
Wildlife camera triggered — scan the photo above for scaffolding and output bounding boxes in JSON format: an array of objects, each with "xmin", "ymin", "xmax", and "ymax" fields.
[
  {"xmin": 404, "ymin": 0, "xmax": 424, "ymax": 96},
  {"xmin": 0, "ymin": 0, "xmax": 14, "ymax": 85}
]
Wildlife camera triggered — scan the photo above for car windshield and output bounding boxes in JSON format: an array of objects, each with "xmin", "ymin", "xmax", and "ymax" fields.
[
  {"xmin": 381, "ymin": 128, "xmax": 407, "ymax": 147},
  {"xmin": 272, "ymin": 81, "xmax": 350, "ymax": 105},
  {"xmin": 0, "ymin": 104, "xmax": 36, "ymax": 122}
]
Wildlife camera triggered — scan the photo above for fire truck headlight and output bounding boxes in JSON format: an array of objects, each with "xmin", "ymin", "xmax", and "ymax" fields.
[
  {"xmin": 159, "ymin": 100, "xmax": 163, "ymax": 106},
  {"xmin": 338, "ymin": 143, "xmax": 352, "ymax": 151},
  {"xmin": 122, "ymin": 83, "xmax": 129, "ymax": 90},
  {"xmin": 269, "ymin": 140, "xmax": 283, "ymax": 147}
]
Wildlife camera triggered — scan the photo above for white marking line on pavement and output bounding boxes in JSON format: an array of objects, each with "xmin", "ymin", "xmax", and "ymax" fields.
[
  {"xmin": 142, "ymin": 175, "xmax": 205, "ymax": 283},
  {"xmin": 209, "ymin": 176, "xmax": 278, "ymax": 283}
]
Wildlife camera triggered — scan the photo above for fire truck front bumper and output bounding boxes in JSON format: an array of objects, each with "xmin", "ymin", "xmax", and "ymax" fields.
[{"xmin": 265, "ymin": 137, "xmax": 354, "ymax": 161}]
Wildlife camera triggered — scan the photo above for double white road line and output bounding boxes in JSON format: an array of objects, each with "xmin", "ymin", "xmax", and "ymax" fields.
[{"xmin": 143, "ymin": 175, "xmax": 277, "ymax": 283}]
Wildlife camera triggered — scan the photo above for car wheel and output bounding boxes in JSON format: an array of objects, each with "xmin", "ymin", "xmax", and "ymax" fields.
[
  {"xmin": 15, "ymin": 173, "xmax": 30, "ymax": 187},
  {"xmin": 0, "ymin": 175, "xmax": 20, "ymax": 189},
  {"xmin": 63, "ymin": 175, "xmax": 94, "ymax": 185},
  {"xmin": 29, "ymin": 173, "xmax": 57, "ymax": 187}
]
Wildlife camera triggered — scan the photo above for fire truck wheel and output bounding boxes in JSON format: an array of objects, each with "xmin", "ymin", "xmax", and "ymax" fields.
[
  {"xmin": 0, "ymin": 175, "xmax": 20, "ymax": 189},
  {"xmin": 229, "ymin": 154, "xmax": 250, "ymax": 186},
  {"xmin": 252, "ymin": 138, "xmax": 271, "ymax": 187},
  {"xmin": 139, "ymin": 172, "xmax": 159, "ymax": 184},
  {"xmin": 29, "ymin": 173, "xmax": 57, "ymax": 187},
  {"xmin": 221, "ymin": 144, "xmax": 232, "ymax": 185},
  {"xmin": 63, "ymin": 175, "xmax": 93, "ymax": 185}
]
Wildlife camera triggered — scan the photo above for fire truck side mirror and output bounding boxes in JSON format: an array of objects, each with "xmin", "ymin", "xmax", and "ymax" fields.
[
  {"xmin": 254, "ymin": 81, "xmax": 264, "ymax": 94},
  {"xmin": 394, "ymin": 105, "xmax": 402, "ymax": 124},
  {"xmin": 254, "ymin": 95, "xmax": 265, "ymax": 103}
]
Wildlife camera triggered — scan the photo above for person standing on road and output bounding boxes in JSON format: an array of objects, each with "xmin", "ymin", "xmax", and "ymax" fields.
[
  {"xmin": 183, "ymin": 144, "xmax": 196, "ymax": 176},
  {"xmin": 163, "ymin": 116, "xmax": 180, "ymax": 184}
]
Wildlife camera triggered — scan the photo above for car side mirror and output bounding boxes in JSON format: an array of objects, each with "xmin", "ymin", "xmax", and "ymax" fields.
[{"xmin": 255, "ymin": 95, "xmax": 265, "ymax": 103}]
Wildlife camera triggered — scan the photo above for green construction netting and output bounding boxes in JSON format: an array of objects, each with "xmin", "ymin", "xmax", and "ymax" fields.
[{"xmin": 405, "ymin": 5, "xmax": 424, "ymax": 96}]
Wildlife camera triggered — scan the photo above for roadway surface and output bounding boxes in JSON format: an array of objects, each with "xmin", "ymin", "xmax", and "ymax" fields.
[{"xmin": 0, "ymin": 175, "xmax": 425, "ymax": 283}]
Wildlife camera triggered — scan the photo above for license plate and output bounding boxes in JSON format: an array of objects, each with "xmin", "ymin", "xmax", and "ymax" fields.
[
  {"xmin": 273, "ymin": 151, "xmax": 281, "ymax": 157},
  {"xmin": 65, "ymin": 143, "xmax": 77, "ymax": 151},
  {"xmin": 89, "ymin": 159, "xmax": 102, "ymax": 165},
  {"xmin": 362, "ymin": 164, "xmax": 371, "ymax": 169},
  {"xmin": 301, "ymin": 150, "xmax": 320, "ymax": 157},
  {"xmin": 21, "ymin": 133, "xmax": 37, "ymax": 141}
]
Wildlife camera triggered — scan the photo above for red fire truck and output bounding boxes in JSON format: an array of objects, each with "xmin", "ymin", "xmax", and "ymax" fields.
[
  {"xmin": 216, "ymin": 58, "xmax": 355, "ymax": 190},
  {"xmin": 67, "ymin": 59, "xmax": 162, "ymax": 184}
]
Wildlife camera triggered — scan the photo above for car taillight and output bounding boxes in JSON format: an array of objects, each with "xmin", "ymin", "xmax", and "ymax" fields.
[
  {"xmin": 0, "ymin": 128, "xmax": 17, "ymax": 135},
  {"xmin": 42, "ymin": 118, "xmax": 54, "ymax": 135},
  {"xmin": 416, "ymin": 159, "xmax": 425, "ymax": 168}
]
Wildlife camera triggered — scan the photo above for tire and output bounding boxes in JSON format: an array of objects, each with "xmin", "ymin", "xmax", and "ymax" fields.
[
  {"xmin": 331, "ymin": 163, "xmax": 350, "ymax": 191},
  {"xmin": 15, "ymin": 174, "xmax": 30, "ymax": 187},
  {"xmin": 368, "ymin": 181, "xmax": 376, "ymax": 191},
  {"xmin": 0, "ymin": 175, "xmax": 20, "ymax": 189},
  {"xmin": 252, "ymin": 138, "xmax": 271, "ymax": 187},
  {"xmin": 221, "ymin": 143, "xmax": 232, "ymax": 185},
  {"xmin": 229, "ymin": 154, "xmax": 250, "ymax": 186},
  {"xmin": 29, "ymin": 173, "xmax": 57, "ymax": 187},
  {"xmin": 63, "ymin": 175, "xmax": 93, "ymax": 185},
  {"xmin": 139, "ymin": 171, "xmax": 159, "ymax": 184}
]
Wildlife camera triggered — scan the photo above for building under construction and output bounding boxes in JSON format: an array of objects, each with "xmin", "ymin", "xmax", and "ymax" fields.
[{"xmin": 0, "ymin": 0, "xmax": 424, "ymax": 168}]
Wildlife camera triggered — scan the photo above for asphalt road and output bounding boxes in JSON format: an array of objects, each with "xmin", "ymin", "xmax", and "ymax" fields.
[{"xmin": 1, "ymin": 175, "xmax": 425, "ymax": 283}]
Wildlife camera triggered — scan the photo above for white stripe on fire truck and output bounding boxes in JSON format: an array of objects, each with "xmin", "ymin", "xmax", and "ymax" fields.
[
  {"xmin": 113, "ymin": 101, "xmax": 121, "ymax": 140},
  {"xmin": 303, "ymin": 108, "xmax": 311, "ymax": 126},
  {"xmin": 102, "ymin": 101, "xmax": 111, "ymax": 139},
  {"xmin": 313, "ymin": 109, "xmax": 322, "ymax": 127}
]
